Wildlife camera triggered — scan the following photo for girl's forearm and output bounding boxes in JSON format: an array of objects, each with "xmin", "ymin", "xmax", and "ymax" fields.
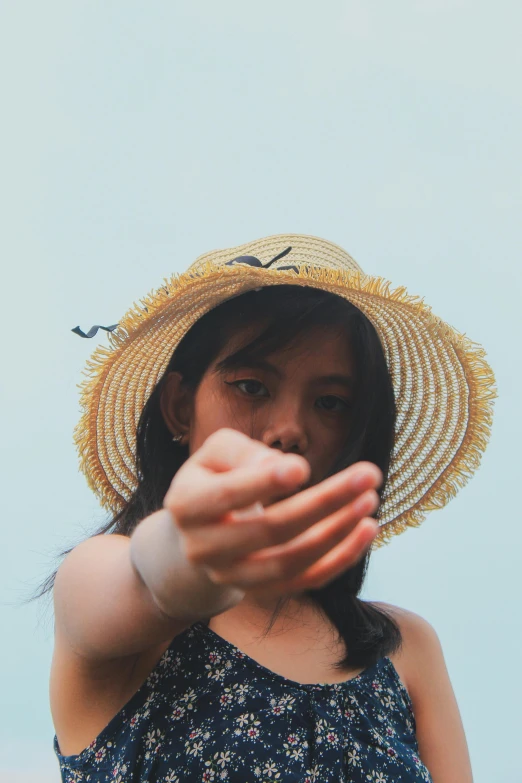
[{"xmin": 129, "ymin": 509, "xmax": 245, "ymax": 623}]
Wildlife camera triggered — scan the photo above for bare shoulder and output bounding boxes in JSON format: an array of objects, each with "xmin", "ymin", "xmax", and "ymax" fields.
[
  {"xmin": 371, "ymin": 601, "xmax": 474, "ymax": 782},
  {"xmin": 372, "ymin": 600, "xmax": 440, "ymax": 645},
  {"xmin": 371, "ymin": 599, "xmax": 434, "ymax": 631},
  {"xmin": 370, "ymin": 601, "xmax": 440, "ymax": 692}
]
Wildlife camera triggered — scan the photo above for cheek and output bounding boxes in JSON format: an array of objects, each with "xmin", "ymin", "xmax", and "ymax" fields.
[
  {"xmin": 190, "ymin": 396, "xmax": 224, "ymax": 451},
  {"xmin": 310, "ymin": 421, "xmax": 350, "ymax": 477},
  {"xmin": 189, "ymin": 381, "xmax": 247, "ymax": 452}
]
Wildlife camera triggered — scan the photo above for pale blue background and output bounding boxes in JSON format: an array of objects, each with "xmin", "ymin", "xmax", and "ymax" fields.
[{"xmin": 1, "ymin": 2, "xmax": 520, "ymax": 780}]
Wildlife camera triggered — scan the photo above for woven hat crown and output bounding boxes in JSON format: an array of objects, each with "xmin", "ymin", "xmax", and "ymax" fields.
[{"xmin": 187, "ymin": 234, "xmax": 363, "ymax": 277}]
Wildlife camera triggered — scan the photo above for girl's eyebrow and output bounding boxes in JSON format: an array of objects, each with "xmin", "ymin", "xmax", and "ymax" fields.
[
  {"xmin": 219, "ymin": 357, "xmax": 354, "ymax": 388},
  {"xmin": 313, "ymin": 374, "xmax": 354, "ymax": 389},
  {"xmin": 219, "ymin": 357, "xmax": 283, "ymax": 378}
]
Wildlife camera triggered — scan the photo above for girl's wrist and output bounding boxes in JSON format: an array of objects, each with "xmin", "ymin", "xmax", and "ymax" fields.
[{"xmin": 130, "ymin": 509, "xmax": 245, "ymax": 624}]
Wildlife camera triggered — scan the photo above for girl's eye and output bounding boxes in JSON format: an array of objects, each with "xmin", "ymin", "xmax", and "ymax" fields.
[
  {"xmin": 316, "ymin": 396, "xmax": 351, "ymax": 412},
  {"xmin": 226, "ymin": 379, "xmax": 269, "ymax": 398}
]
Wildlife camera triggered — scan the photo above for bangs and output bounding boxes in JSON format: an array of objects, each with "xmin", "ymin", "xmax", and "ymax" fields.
[{"xmin": 213, "ymin": 285, "xmax": 360, "ymax": 377}]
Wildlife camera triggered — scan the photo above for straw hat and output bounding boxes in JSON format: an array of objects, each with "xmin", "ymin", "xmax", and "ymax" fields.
[{"xmin": 75, "ymin": 234, "xmax": 496, "ymax": 548}]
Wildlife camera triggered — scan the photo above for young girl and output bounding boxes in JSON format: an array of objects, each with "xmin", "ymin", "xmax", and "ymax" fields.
[{"xmin": 47, "ymin": 234, "xmax": 495, "ymax": 782}]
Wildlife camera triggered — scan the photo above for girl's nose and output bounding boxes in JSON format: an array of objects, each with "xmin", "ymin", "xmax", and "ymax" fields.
[{"xmin": 261, "ymin": 411, "xmax": 308, "ymax": 455}]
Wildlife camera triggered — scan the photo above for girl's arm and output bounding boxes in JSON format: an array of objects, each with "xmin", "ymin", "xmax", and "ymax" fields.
[
  {"xmin": 393, "ymin": 607, "xmax": 474, "ymax": 783},
  {"xmin": 54, "ymin": 428, "xmax": 381, "ymax": 663},
  {"xmin": 53, "ymin": 515, "xmax": 238, "ymax": 661}
]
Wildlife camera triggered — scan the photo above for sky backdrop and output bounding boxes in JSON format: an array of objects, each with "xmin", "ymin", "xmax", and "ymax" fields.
[{"xmin": 1, "ymin": 2, "xmax": 521, "ymax": 780}]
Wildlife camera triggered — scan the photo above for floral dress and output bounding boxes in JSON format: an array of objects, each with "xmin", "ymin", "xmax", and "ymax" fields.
[{"xmin": 54, "ymin": 620, "xmax": 433, "ymax": 782}]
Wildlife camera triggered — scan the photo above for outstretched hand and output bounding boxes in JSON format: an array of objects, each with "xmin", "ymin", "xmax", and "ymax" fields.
[{"xmin": 163, "ymin": 428, "xmax": 382, "ymax": 600}]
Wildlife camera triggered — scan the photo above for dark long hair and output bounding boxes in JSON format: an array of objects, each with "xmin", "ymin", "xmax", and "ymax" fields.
[{"xmin": 35, "ymin": 284, "xmax": 401, "ymax": 668}]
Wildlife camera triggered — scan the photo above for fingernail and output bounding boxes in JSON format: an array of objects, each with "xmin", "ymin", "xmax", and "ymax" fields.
[{"xmin": 352, "ymin": 468, "xmax": 378, "ymax": 492}]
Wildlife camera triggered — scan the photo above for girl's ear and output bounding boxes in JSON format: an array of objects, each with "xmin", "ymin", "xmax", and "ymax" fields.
[{"xmin": 160, "ymin": 372, "xmax": 193, "ymax": 445}]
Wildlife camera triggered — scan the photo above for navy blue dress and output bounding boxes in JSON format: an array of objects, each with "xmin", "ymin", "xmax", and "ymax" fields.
[{"xmin": 54, "ymin": 620, "xmax": 433, "ymax": 782}]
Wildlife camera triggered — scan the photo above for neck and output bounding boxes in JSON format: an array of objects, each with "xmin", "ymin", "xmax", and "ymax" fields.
[{"xmin": 210, "ymin": 590, "xmax": 328, "ymax": 641}]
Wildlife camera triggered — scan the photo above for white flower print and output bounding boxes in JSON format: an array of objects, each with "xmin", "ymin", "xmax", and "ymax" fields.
[
  {"xmin": 346, "ymin": 748, "xmax": 360, "ymax": 766},
  {"xmin": 93, "ymin": 746, "xmax": 106, "ymax": 764},
  {"xmin": 235, "ymin": 712, "xmax": 261, "ymax": 740},
  {"xmin": 181, "ymin": 687, "xmax": 198, "ymax": 709},
  {"xmin": 65, "ymin": 771, "xmax": 85, "ymax": 782},
  {"xmin": 370, "ymin": 727, "xmax": 385, "ymax": 747},
  {"xmin": 145, "ymin": 728, "xmax": 162, "ymax": 749},
  {"xmin": 326, "ymin": 730, "xmax": 338, "ymax": 745},
  {"xmin": 160, "ymin": 652, "xmax": 173, "ymax": 668},
  {"xmin": 147, "ymin": 670, "xmax": 160, "ymax": 687},
  {"xmin": 205, "ymin": 652, "xmax": 227, "ymax": 680},
  {"xmin": 268, "ymin": 692, "xmax": 295, "ymax": 715},
  {"xmin": 263, "ymin": 761, "xmax": 280, "ymax": 778},
  {"xmin": 380, "ymin": 694, "xmax": 395, "ymax": 709},
  {"xmin": 305, "ymin": 764, "xmax": 320, "ymax": 782},
  {"xmin": 283, "ymin": 745, "xmax": 303, "ymax": 761},
  {"xmin": 215, "ymin": 750, "xmax": 231, "ymax": 768},
  {"xmin": 164, "ymin": 772, "xmax": 180, "ymax": 783},
  {"xmin": 185, "ymin": 739, "xmax": 204, "ymax": 756},
  {"xmin": 171, "ymin": 704, "xmax": 186, "ymax": 720},
  {"xmin": 246, "ymin": 725, "xmax": 260, "ymax": 739}
]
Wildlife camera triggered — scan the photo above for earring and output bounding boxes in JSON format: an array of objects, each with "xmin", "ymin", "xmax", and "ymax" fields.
[{"xmin": 172, "ymin": 434, "xmax": 183, "ymax": 443}]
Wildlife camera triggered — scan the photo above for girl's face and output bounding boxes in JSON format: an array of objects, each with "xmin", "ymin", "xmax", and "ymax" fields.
[{"xmin": 182, "ymin": 324, "xmax": 356, "ymax": 488}]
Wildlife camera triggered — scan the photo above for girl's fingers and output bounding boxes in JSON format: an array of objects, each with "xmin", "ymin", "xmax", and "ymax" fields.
[
  {"xmin": 192, "ymin": 428, "xmax": 276, "ymax": 472},
  {"xmin": 170, "ymin": 457, "xmax": 380, "ymax": 533},
  {"xmin": 166, "ymin": 456, "xmax": 309, "ymax": 527},
  {"xmin": 190, "ymin": 427, "xmax": 309, "ymax": 478},
  {"xmin": 283, "ymin": 518, "xmax": 379, "ymax": 593},
  {"xmin": 197, "ymin": 490, "xmax": 379, "ymax": 587},
  {"xmin": 164, "ymin": 427, "xmax": 309, "ymax": 520},
  {"xmin": 257, "ymin": 461, "xmax": 382, "ymax": 544},
  {"xmin": 247, "ymin": 518, "xmax": 379, "ymax": 600}
]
